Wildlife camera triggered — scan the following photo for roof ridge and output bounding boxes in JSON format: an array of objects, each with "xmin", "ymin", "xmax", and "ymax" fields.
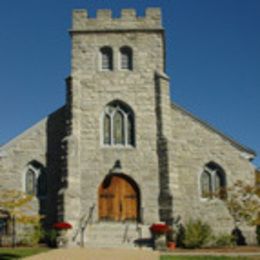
[{"xmin": 0, "ymin": 106, "xmax": 65, "ymax": 152}]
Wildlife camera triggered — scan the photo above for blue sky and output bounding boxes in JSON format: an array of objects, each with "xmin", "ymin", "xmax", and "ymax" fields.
[{"xmin": 0, "ymin": 0, "xmax": 259, "ymax": 167}]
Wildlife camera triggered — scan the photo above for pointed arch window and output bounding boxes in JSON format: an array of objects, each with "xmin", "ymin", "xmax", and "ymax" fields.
[
  {"xmin": 114, "ymin": 110, "xmax": 124, "ymax": 144},
  {"xmin": 120, "ymin": 46, "xmax": 133, "ymax": 70},
  {"xmin": 25, "ymin": 162, "xmax": 47, "ymax": 198},
  {"xmin": 104, "ymin": 114, "xmax": 111, "ymax": 145},
  {"xmin": 26, "ymin": 169, "xmax": 36, "ymax": 195},
  {"xmin": 200, "ymin": 171, "xmax": 211, "ymax": 198},
  {"xmin": 127, "ymin": 114, "xmax": 134, "ymax": 145},
  {"xmin": 102, "ymin": 101, "xmax": 135, "ymax": 147},
  {"xmin": 200, "ymin": 162, "xmax": 226, "ymax": 199},
  {"xmin": 100, "ymin": 46, "xmax": 113, "ymax": 71}
]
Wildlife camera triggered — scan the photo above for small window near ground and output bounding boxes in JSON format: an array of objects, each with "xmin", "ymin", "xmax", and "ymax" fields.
[{"xmin": 0, "ymin": 211, "xmax": 11, "ymax": 236}]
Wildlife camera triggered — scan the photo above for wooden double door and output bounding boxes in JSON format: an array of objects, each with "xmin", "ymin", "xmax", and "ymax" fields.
[{"xmin": 98, "ymin": 175, "xmax": 139, "ymax": 221}]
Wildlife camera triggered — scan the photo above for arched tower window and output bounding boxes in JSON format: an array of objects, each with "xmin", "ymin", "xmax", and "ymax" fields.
[
  {"xmin": 200, "ymin": 162, "xmax": 226, "ymax": 199},
  {"xmin": 100, "ymin": 46, "xmax": 113, "ymax": 71},
  {"xmin": 102, "ymin": 100, "xmax": 135, "ymax": 146},
  {"xmin": 120, "ymin": 46, "xmax": 133, "ymax": 70}
]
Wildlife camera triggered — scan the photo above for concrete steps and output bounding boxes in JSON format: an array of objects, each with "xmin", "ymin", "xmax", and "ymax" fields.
[{"xmin": 82, "ymin": 222, "xmax": 151, "ymax": 248}]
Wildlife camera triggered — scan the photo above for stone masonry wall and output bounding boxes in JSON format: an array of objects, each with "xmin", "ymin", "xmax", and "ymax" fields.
[
  {"xmin": 0, "ymin": 118, "xmax": 47, "ymax": 242},
  {"xmin": 0, "ymin": 107, "xmax": 66, "ymax": 228},
  {"xmin": 0, "ymin": 119, "xmax": 47, "ymax": 192},
  {"xmin": 154, "ymin": 72, "xmax": 173, "ymax": 224},
  {"xmin": 72, "ymin": 8, "xmax": 162, "ymax": 32},
  {"xmin": 64, "ymin": 8, "xmax": 165, "ymax": 229},
  {"xmin": 169, "ymin": 104, "xmax": 256, "ymax": 243}
]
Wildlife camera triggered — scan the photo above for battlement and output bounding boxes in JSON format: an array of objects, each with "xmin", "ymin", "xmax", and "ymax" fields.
[{"xmin": 71, "ymin": 8, "xmax": 162, "ymax": 32}]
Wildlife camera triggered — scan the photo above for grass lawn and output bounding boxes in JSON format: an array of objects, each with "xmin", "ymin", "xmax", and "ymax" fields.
[
  {"xmin": 161, "ymin": 257, "xmax": 259, "ymax": 260},
  {"xmin": 0, "ymin": 247, "xmax": 50, "ymax": 260}
]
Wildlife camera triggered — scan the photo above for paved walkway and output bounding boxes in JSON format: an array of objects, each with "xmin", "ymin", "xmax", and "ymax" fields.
[
  {"xmin": 162, "ymin": 246, "xmax": 260, "ymax": 257},
  {"xmin": 24, "ymin": 247, "xmax": 260, "ymax": 260},
  {"xmin": 163, "ymin": 251, "xmax": 260, "ymax": 257},
  {"xmin": 25, "ymin": 248, "xmax": 160, "ymax": 260}
]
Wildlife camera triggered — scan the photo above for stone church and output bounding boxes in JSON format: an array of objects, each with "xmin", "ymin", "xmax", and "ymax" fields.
[{"xmin": 0, "ymin": 8, "xmax": 257, "ymax": 246}]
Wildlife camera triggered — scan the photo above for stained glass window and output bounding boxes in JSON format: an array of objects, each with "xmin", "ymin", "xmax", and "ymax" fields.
[
  {"xmin": 201, "ymin": 171, "xmax": 211, "ymax": 198},
  {"xmin": 102, "ymin": 101, "xmax": 135, "ymax": 146},
  {"xmin": 114, "ymin": 111, "xmax": 124, "ymax": 144},
  {"xmin": 215, "ymin": 172, "xmax": 221, "ymax": 193},
  {"xmin": 26, "ymin": 169, "xmax": 36, "ymax": 195},
  {"xmin": 201, "ymin": 162, "xmax": 226, "ymax": 200},
  {"xmin": 104, "ymin": 114, "xmax": 111, "ymax": 145},
  {"xmin": 127, "ymin": 114, "xmax": 134, "ymax": 145}
]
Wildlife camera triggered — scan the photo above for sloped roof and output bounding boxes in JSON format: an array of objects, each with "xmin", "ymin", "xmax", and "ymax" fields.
[
  {"xmin": 0, "ymin": 106, "xmax": 65, "ymax": 154},
  {"xmin": 171, "ymin": 102, "xmax": 256, "ymax": 158}
]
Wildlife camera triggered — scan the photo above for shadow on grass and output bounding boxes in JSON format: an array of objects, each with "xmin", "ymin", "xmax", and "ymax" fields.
[
  {"xmin": 0, "ymin": 248, "xmax": 50, "ymax": 259},
  {"xmin": 0, "ymin": 253, "xmax": 20, "ymax": 260}
]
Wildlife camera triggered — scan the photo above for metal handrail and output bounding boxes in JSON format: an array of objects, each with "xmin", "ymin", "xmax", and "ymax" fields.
[
  {"xmin": 122, "ymin": 222, "xmax": 130, "ymax": 243},
  {"xmin": 72, "ymin": 216, "xmax": 85, "ymax": 242},
  {"xmin": 72, "ymin": 203, "xmax": 95, "ymax": 245}
]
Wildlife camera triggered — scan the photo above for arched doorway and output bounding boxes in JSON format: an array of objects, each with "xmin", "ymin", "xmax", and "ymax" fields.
[{"xmin": 98, "ymin": 174, "xmax": 140, "ymax": 222}]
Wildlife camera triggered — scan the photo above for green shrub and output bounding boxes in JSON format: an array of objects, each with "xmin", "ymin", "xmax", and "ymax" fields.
[
  {"xmin": 183, "ymin": 219, "xmax": 212, "ymax": 248},
  {"xmin": 213, "ymin": 233, "xmax": 235, "ymax": 247},
  {"xmin": 20, "ymin": 223, "xmax": 44, "ymax": 246},
  {"xmin": 256, "ymin": 225, "xmax": 260, "ymax": 245},
  {"xmin": 44, "ymin": 229, "xmax": 58, "ymax": 247},
  {"xmin": 176, "ymin": 224, "xmax": 185, "ymax": 247}
]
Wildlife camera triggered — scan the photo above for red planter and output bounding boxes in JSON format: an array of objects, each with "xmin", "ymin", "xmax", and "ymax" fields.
[
  {"xmin": 53, "ymin": 221, "xmax": 72, "ymax": 230},
  {"xmin": 149, "ymin": 223, "xmax": 170, "ymax": 235}
]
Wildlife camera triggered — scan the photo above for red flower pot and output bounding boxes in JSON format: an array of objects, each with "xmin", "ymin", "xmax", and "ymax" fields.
[{"xmin": 167, "ymin": 241, "xmax": 176, "ymax": 250}]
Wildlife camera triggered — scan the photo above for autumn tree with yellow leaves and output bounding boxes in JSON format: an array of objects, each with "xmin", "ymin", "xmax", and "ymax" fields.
[
  {"xmin": 0, "ymin": 188, "xmax": 41, "ymax": 247},
  {"xmin": 225, "ymin": 180, "xmax": 260, "ymax": 227}
]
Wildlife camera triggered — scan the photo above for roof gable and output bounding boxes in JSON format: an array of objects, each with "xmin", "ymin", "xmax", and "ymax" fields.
[{"xmin": 171, "ymin": 102, "xmax": 256, "ymax": 158}]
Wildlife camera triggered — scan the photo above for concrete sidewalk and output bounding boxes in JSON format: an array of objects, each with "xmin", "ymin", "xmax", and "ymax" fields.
[
  {"xmin": 25, "ymin": 248, "xmax": 160, "ymax": 260},
  {"xmin": 162, "ymin": 251, "xmax": 260, "ymax": 257}
]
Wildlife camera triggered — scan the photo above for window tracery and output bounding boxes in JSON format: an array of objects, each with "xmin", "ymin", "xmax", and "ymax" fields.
[{"xmin": 102, "ymin": 101, "xmax": 135, "ymax": 146}]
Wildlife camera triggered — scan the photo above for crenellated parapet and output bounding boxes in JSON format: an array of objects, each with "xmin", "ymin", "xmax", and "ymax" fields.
[{"xmin": 71, "ymin": 8, "xmax": 162, "ymax": 32}]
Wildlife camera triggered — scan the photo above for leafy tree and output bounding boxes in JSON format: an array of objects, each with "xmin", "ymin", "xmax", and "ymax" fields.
[
  {"xmin": 0, "ymin": 188, "xmax": 41, "ymax": 247},
  {"xmin": 225, "ymin": 180, "xmax": 260, "ymax": 227}
]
